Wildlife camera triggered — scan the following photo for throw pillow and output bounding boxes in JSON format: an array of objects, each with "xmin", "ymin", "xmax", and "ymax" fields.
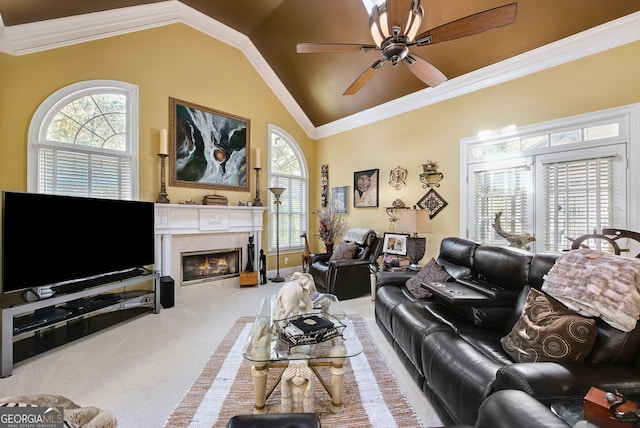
[
  {"xmin": 329, "ymin": 241, "xmax": 358, "ymax": 261},
  {"xmin": 500, "ymin": 288, "xmax": 597, "ymax": 363},
  {"xmin": 405, "ymin": 258, "xmax": 453, "ymax": 299}
]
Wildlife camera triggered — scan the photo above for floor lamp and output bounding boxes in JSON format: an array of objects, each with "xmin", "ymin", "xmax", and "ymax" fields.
[
  {"xmin": 269, "ymin": 187, "xmax": 286, "ymax": 283},
  {"xmin": 396, "ymin": 208, "xmax": 433, "ymax": 270}
]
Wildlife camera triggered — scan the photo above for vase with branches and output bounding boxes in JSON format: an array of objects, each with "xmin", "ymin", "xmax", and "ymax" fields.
[{"xmin": 313, "ymin": 204, "xmax": 348, "ymax": 254}]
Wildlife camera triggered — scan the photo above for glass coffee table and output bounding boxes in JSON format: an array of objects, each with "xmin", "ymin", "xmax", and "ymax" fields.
[{"xmin": 242, "ymin": 293, "xmax": 362, "ymax": 414}]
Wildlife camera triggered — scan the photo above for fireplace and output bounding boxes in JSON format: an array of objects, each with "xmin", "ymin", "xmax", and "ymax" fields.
[
  {"xmin": 181, "ymin": 248, "xmax": 241, "ymax": 285},
  {"xmin": 155, "ymin": 204, "xmax": 266, "ymax": 289}
]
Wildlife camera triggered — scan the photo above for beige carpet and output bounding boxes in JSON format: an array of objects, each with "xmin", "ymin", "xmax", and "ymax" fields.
[{"xmin": 165, "ymin": 314, "xmax": 422, "ymax": 428}]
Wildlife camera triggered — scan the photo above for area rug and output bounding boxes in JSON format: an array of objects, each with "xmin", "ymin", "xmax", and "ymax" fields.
[{"xmin": 165, "ymin": 315, "xmax": 421, "ymax": 428}]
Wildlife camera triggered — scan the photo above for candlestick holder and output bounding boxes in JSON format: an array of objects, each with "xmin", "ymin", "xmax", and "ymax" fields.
[
  {"xmin": 253, "ymin": 167, "xmax": 263, "ymax": 206},
  {"xmin": 156, "ymin": 153, "xmax": 170, "ymax": 204}
]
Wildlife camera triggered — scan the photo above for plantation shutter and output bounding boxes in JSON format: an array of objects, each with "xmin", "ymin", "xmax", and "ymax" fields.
[
  {"xmin": 39, "ymin": 148, "xmax": 132, "ymax": 199},
  {"xmin": 542, "ymin": 156, "xmax": 615, "ymax": 252},
  {"xmin": 469, "ymin": 161, "xmax": 531, "ymax": 244},
  {"xmin": 270, "ymin": 175, "xmax": 305, "ymax": 250}
]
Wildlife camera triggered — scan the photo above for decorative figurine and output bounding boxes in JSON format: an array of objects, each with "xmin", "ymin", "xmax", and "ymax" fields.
[
  {"xmin": 300, "ymin": 231, "xmax": 311, "ymax": 273},
  {"xmin": 274, "ymin": 272, "xmax": 316, "ymax": 326},
  {"xmin": 492, "ymin": 211, "xmax": 536, "ymax": 250},
  {"xmin": 259, "ymin": 249, "xmax": 267, "ymax": 285},
  {"xmin": 245, "ymin": 236, "xmax": 255, "ymax": 272}
]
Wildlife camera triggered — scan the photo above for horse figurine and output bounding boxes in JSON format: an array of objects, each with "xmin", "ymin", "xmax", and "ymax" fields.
[{"xmin": 300, "ymin": 232, "xmax": 311, "ymax": 273}]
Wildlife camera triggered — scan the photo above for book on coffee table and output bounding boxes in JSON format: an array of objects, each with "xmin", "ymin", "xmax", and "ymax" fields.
[{"xmin": 278, "ymin": 315, "xmax": 345, "ymax": 347}]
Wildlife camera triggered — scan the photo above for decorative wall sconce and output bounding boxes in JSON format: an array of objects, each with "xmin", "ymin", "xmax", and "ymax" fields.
[
  {"xmin": 385, "ymin": 199, "xmax": 406, "ymax": 226},
  {"xmin": 388, "ymin": 166, "xmax": 408, "ymax": 189},
  {"xmin": 419, "ymin": 161, "xmax": 444, "ymax": 188}
]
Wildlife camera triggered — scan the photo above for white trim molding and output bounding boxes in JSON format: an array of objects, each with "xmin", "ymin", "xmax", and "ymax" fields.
[{"xmin": 1, "ymin": 3, "xmax": 639, "ymax": 139}]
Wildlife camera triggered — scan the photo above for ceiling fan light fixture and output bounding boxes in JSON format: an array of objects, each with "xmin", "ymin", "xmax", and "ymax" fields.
[
  {"xmin": 361, "ymin": 0, "xmax": 385, "ymax": 15},
  {"xmin": 405, "ymin": 1, "xmax": 424, "ymax": 41},
  {"xmin": 368, "ymin": 0, "xmax": 423, "ymax": 47},
  {"xmin": 369, "ymin": 7, "xmax": 388, "ymax": 46}
]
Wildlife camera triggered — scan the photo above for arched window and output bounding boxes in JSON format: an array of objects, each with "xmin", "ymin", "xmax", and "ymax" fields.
[
  {"xmin": 268, "ymin": 125, "xmax": 308, "ymax": 253},
  {"xmin": 28, "ymin": 80, "xmax": 139, "ymax": 199}
]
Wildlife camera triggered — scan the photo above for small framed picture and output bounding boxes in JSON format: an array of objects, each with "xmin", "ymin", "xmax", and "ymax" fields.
[
  {"xmin": 331, "ymin": 186, "xmax": 349, "ymax": 214},
  {"xmin": 383, "ymin": 232, "xmax": 409, "ymax": 256}
]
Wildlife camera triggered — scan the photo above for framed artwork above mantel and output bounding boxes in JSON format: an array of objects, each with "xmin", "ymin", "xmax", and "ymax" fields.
[{"xmin": 169, "ymin": 97, "xmax": 250, "ymax": 192}]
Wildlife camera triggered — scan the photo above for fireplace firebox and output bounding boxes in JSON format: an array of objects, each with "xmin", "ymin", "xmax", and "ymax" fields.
[{"xmin": 181, "ymin": 248, "xmax": 241, "ymax": 285}]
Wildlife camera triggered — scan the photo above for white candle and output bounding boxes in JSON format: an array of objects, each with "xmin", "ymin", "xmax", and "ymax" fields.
[
  {"xmin": 159, "ymin": 129, "xmax": 168, "ymax": 155},
  {"xmin": 254, "ymin": 147, "xmax": 261, "ymax": 169}
]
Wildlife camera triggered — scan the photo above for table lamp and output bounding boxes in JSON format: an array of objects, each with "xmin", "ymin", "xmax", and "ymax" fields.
[{"xmin": 396, "ymin": 208, "xmax": 433, "ymax": 270}]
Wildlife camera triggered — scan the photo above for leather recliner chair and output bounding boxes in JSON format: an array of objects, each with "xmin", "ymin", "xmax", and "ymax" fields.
[{"xmin": 309, "ymin": 230, "xmax": 382, "ymax": 300}]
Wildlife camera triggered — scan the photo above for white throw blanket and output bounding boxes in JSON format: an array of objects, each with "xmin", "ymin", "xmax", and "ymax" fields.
[
  {"xmin": 343, "ymin": 228, "xmax": 374, "ymax": 244},
  {"xmin": 541, "ymin": 248, "xmax": 640, "ymax": 332}
]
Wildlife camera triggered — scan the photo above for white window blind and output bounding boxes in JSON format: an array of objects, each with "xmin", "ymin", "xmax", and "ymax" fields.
[
  {"xmin": 38, "ymin": 148, "xmax": 132, "ymax": 199},
  {"xmin": 270, "ymin": 175, "xmax": 305, "ymax": 251},
  {"xmin": 541, "ymin": 152, "xmax": 622, "ymax": 252},
  {"xmin": 470, "ymin": 163, "xmax": 531, "ymax": 244}
]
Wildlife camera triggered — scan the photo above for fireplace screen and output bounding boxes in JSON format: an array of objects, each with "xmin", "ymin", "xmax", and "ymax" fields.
[{"xmin": 181, "ymin": 248, "xmax": 241, "ymax": 285}]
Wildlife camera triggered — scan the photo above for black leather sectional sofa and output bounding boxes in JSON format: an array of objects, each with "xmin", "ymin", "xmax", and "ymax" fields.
[{"xmin": 375, "ymin": 237, "xmax": 640, "ymax": 426}]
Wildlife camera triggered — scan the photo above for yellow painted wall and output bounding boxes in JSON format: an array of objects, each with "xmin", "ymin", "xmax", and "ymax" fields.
[
  {"xmin": 0, "ymin": 24, "xmax": 316, "ymax": 271},
  {"xmin": 315, "ymin": 41, "xmax": 640, "ymax": 259},
  {"xmin": 1, "ymin": 23, "xmax": 639, "ymax": 265}
]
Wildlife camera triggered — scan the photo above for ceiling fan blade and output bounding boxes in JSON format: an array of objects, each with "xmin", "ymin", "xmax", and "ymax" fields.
[
  {"xmin": 403, "ymin": 53, "xmax": 447, "ymax": 88},
  {"xmin": 414, "ymin": 3, "xmax": 517, "ymax": 46},
  {"xmin": 343, "ymin": 60, "xmax": 385, "ymax": 95},
  {"xmin": 296, "ymin": 43, "xmax": 377, "ymax": 54}
]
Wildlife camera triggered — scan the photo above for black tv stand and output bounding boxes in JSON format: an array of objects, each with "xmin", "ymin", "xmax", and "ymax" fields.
[{"xmin": 1, "ymin": 272, "xmax": 160, "ymax": 377}]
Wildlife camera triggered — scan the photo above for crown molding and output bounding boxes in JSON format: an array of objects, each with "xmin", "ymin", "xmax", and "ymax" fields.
[
  {"xmin": 0, "ymin": 4, "xmax": 638, "ymax": 139},
  {"xmin": 0, "ymin": 1, "xmax": 316, "ymax": 137}
]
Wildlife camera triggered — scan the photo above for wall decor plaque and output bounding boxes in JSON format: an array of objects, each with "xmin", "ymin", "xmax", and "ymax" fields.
[
  {"xmin": 388, "ymin": 166, "xmax": 408, "ymax": 189},
  {"xmin": 417, "ymin": 188, "xmax": 448, "ymax": 218}
]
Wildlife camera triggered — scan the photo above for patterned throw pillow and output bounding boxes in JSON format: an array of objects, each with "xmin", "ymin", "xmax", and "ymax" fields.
[
  {"xmin": 501, "ymin": 288, "xmax": 597, "ymax": 363},
  {"xmin": 329, "ymin": 241, "xmax": 358, "ymax": 261},
  {"xmin": 405, "ymin": 258, "xmax": 453, "ymax": 299}
]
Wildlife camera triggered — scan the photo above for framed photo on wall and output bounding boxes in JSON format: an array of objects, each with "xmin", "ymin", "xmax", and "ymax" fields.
[
  {"xmin": 354, "ymin": 169, "xmax": 379, "ymax": 207},
  {"xmin": 382, "ymin": 232, "xmax": 409, "ymax": 256},
  {"xmin": 169, "ymin": 97, "xmax": 250, "ymax": 191},
  {"xmin": 331, "ymin": 185, "xmax": 349, "ymax": 214}
]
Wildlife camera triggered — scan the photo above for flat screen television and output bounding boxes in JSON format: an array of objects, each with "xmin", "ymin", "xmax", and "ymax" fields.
[{"xmin": 2, "ymin": 191, "xmax": 155, "ymax": 296}]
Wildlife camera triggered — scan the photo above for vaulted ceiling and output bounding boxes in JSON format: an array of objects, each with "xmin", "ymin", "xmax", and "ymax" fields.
[{"xmin": 1, "ymin": 0, "xmax": 639, "ymax": 129}]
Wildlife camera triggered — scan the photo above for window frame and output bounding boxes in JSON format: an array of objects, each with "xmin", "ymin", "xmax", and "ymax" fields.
[
  {"xmin": 27, "ymin": 80, "xmax": 140, "ymax": 199},
  {"xmin": 267, "ymin": 124, "xmax": 308, "ymax": 255},
  {"xmin": 461, "ymin": 103, "xmax": 640, "ymax": 253}
]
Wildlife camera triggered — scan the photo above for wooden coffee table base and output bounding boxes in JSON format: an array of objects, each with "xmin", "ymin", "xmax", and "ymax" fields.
[{"xmin": 250, "ymin": 355, "xmax": 347, "ymax": 414}]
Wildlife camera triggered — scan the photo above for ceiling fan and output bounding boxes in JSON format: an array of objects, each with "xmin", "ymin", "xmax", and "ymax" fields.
[{"xmin": 297, "ymin": 0, "xmax": 517, "ymax": 95}]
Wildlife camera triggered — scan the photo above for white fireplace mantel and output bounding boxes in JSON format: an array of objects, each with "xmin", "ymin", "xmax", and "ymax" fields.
[{"xmin": 154, "ymin": 203, "xmax": 266, "ymax": 285}]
